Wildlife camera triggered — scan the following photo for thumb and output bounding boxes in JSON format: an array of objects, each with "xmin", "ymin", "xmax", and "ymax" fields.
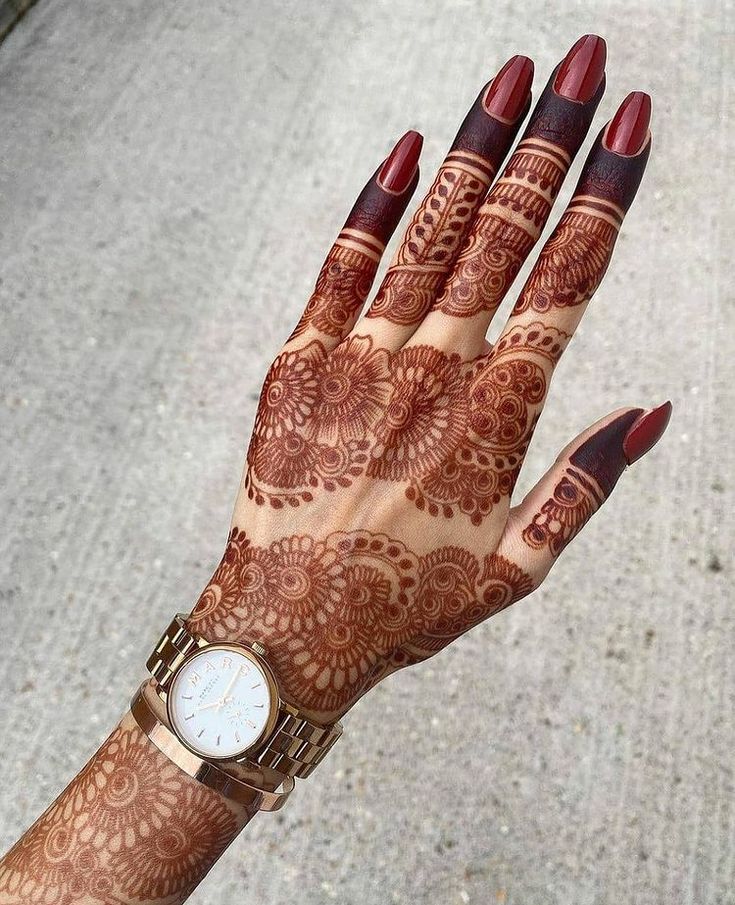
[{"xmin": 498, "ymin": 403, "xmax": 672, "ymax": 583}]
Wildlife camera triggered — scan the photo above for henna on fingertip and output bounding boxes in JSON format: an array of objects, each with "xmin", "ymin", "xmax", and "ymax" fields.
[
  {"xmin": 507, "ymin": 93, "xmax": 652, "ymax": 321},
  {"xmin": 430, "ymin": 35, "xmax": 607, "ymax": 325},
  {"xmin": 288, "ymin": 131, "xmax": 422, "ymax": 345},
  {"xmin": 516, "ymin": 404, "xmax": 672, "ymax": 563},
  {"xmin": 363, "ymin": 55, "xmax": 534, "ymax": 331}
]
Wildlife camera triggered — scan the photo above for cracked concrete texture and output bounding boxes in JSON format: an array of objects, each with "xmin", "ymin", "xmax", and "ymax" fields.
[{"xmin": 0, "ymin": 1, "xmax": 732, "ymax": 903}]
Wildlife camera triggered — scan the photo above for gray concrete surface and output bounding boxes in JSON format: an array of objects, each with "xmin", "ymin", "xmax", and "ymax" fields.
[{"xmin": 0, "ymin": 1, "xmax": 733, "ymax": 903}]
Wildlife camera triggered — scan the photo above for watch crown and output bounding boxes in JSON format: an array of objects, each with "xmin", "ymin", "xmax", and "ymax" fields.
[{"xmin": 250, "ymin": 641, "xmax": 267, "ymax": 657}]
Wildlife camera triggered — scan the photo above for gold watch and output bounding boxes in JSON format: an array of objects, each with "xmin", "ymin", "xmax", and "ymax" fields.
[{"xmin": 137, "ymin": 614, "xmax": 342, "ymax": 801}]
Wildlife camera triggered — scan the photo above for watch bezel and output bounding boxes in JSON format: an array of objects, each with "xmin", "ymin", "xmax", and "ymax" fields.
[{"xmin": 166, "ymin": 641, "xmax": 280, "ymax": 763}]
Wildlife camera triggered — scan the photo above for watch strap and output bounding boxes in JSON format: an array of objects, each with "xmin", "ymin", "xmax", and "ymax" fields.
[{"xmin": 147, "ymin": 614, "xmax": 342, "ymax": 780}]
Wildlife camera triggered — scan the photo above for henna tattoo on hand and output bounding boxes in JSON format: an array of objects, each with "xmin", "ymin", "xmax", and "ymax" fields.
[
  {"xmin": 188, "ymin": 528, "xmax": 534, "ymax": 719},
  {"xmin": 0, "ymin": 716, "xmax": 245, "ymax": 905},
  {"xmin": 245, "ymin": 322, "xmax": 569, "ymax": 524}
]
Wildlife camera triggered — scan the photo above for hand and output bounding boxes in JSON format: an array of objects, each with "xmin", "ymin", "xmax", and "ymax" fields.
[{"xmin": 186, "ymin": 35, "xmax": 671, "ymax": 724}]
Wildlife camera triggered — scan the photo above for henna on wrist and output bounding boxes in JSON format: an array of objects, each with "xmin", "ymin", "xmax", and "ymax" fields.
[
  {"xmin": 0, "ymin": 714, "xmax": 249, "ymax": 905},
  {"xmin": 188, "ymin": 527, "xmax": 534, "ymax": 721}
]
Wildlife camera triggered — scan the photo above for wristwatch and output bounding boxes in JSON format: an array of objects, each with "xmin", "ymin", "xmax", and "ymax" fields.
[{"xmin": 134, "ymin": 613, "xmax": 342, "ymax": 807}]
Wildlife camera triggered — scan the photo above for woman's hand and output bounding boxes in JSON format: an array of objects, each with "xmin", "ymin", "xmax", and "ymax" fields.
[{"xmin": 187, "ymin": 35, "xmax": 671, "ymax": 725}]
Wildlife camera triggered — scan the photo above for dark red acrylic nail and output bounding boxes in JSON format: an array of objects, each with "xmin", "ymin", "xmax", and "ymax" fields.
[
  {"xmin": 623, "ymin": 401, "xmax": 673, "ymax": 465},
  {"xmin": 553, "ymin": 34, "xmax": 607, "ymax": 103},
  {"xmin": 484, "ymin": 55, "xmax": 534, "ymax": 123},
  {"xmin": 604, "ymin": 91, "xmax": 652, "ymax": 156},
  {"xmin": 378, "ymin": 130, "xmax": 423, "ymax": 193}
]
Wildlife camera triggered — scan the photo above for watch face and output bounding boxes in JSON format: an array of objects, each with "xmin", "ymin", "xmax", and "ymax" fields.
[{"xmin": 167, "ymin": 645, "xmax": 275, "ymax": 760}]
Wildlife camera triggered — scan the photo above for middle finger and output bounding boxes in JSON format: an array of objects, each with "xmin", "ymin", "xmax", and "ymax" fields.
[{"xmin": 408, "ymin": 34, "xmax": 607, "ymax": 357}]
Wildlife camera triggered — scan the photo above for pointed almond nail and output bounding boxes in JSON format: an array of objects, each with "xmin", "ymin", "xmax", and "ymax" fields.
[
  {"xmin": 378, "ymin": 130, "xmax": 423, "ymax": 193},
  {"xmin": 553, "ymin": 34, "xmax": 607, "ymax": 103},
  {"xmin": 604, "ymin": 91, "xmax": 652, "ymax": 156},
  {"xmin": 483, "ymin": 55, "xmax": 534, "ymax": 123},
  {"xmin": 623, "ymin": 401, "xmax": 673, "ymax": 465}
]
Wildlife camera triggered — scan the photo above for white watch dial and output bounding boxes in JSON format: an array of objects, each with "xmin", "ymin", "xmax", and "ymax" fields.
[{"xmin": 168, "ymin": 645, "xmax": 274, "ymax": 759}]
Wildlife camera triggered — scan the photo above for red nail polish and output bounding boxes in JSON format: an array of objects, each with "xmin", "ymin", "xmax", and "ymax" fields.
[
  {"xmin": 623, "ymin": 401, "xmax": 673, "ymax": 465},
  {"xmin": 483, "ymin": 55, "xmax": 534, "ymax": 123},
  {"xmin": 604, "ymin": 91, "xmax": 652, "ymax": 156},
  {"xmin": 378, "ymin": 131, "xmax": 423, "ymax": 193},
  {"xmin": 553, "ymin": 34, "xmax": 607, "ymax": 103}
]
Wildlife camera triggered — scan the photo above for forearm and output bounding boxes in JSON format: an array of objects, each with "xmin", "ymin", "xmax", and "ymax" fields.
[{"xmin": 0, "ymin": 711, "xmax": 255, "ymax": 905}]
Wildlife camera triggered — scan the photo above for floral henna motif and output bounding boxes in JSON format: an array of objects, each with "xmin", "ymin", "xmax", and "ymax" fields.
[
  {"xmin": 246, "ymin": 323, "xmax": 570, "ymax": 524},
  {"xmin": 0, "ymin": 719, "xmax": 241, "ymax": 905},
  {"xmin": 366, "ymin": 151, "xmax": 494, "ymax": 325},
  {"xmin": 369, "ymin": 345, "xmax": 467, "ymax": 481},
  {"xmin": 188, "ymin": 528, "xmax": 533, "ymax": 717},
  {"xmin": 405, "ymin": 324, "xmax": 569, "ymax": 524}
]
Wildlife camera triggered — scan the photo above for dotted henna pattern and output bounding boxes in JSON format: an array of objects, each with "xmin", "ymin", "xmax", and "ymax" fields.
[{"xmin": 366, "ymin": 150, "xmax": 495, "ymax": 325}]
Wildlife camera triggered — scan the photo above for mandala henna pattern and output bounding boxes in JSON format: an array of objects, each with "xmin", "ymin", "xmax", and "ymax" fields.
[
  {"xmin": 246, "ymin": 323, "xmax": 571, "ymax": 524},
  {"xmin": 188, "ymin": 528, "xmax": 534, "ymax": 717},
  {"xmin": 366, "ymin": 150, "xmax": 494, "ymax": 325},
  {"xmin": 0, "ymin": 719, "xmax": 242, "ymax": 905}
]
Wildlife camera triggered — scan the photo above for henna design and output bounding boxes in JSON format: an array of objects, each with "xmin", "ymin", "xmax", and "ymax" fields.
[
  {"xmin": 246, "ymin": 323, "xmax": 570, "ymax": 524},
  {"xmin": 404, "ymin": 324, "xmax": 569, "ymax": 524},
  {"xmin": 513, "ymin": 203, "xmax": 621, "ymax": 314},
  {"xmin": 369, "ymin": 345, "xmax": 467, "ymax": 481},
  {"xmin": 522, "ymin": 409, "xmax": 644, "ymax": 558},
  {"xmin": 0, "ymin": 718, "xmax": 241, "ymax": 904},
  {"xmin": 522, "ymin": 471, "xmax": 599, "ymax": 556},
  {"xmin": 433, "ymin": 138, "xmax": 570, "ymax": 318},
  {"xmin": 188, "ymin": 528, "xmax": 533, "ymax": 717},
  {"xmin": 366, "ymin": 151, "xmax": 495, "ymax": 325},
  {"xmin": 289, "ymin": 233, "xmax": 381, "ymax": 341}
]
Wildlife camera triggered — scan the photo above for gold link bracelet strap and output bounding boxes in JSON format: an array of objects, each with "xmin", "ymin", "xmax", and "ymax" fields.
[
  {"xmin": 130, "ymin": 681, "xmax": 294, "ymax": 812},
  {"xmin": 147, "ymin": 614, "xmax": 342, "ymax": 780}
]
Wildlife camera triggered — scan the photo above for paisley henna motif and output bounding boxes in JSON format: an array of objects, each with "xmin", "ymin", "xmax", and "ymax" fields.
[{"xmin": 188, "ymin": 528, "xmax": 533, "ymax": 717}]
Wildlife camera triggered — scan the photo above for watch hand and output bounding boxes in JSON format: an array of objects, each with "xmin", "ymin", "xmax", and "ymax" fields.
[
  {"xmin": 218, "ymin": 670, "xmax": 241, "ymax": 709},
  {"xmin": 196, "ymin": 698, "xmax": 224, "ymax": 712}
]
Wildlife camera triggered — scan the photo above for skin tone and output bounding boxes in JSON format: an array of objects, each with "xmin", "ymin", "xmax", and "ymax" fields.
[{"xmin": 0, "ymin": 35, "xmax": 672, "ymax": 905}]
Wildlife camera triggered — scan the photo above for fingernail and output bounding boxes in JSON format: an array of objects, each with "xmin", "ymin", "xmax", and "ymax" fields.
[
  {"xmin": 604, "ymin": 91, "xmax": 652, "ymax": 156},
  {"xmin": 623, "ymin": 401, "xmax": 673, "ymax": 465},
  {"xmin": 378, "ymin": 130, "xmax": 423, "ymax": 193},
  {"xmin": 483, "ymin": 55, "xmax": 534, "ymax": 123},
  {"xmin": 553, "ymin": 34, "xmax": 607, "ymax": 103}
]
